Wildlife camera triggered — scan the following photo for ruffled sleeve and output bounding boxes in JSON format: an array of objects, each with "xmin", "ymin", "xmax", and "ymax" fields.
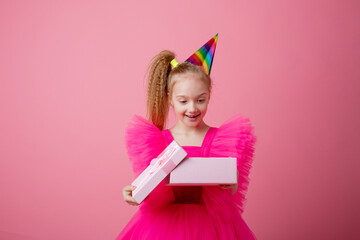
[
  {"xmin": 125, "ymin": 115, "xmax": 175, "ymax": 210},
  {"xmin": 125, "ymin": 115, "xmax": 166, "ymax": 177},
  {"xmin": 208, "ymin": 114, "xmax": 257, "ymax": 214}
]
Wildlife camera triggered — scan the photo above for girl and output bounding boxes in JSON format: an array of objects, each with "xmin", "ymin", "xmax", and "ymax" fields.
[{"xmin": 117, "ymin": 35, "xmax": 257, "ymax": 239}]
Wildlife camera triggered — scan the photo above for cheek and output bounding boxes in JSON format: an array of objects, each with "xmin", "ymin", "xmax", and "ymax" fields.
[
  {"xmin": 173, "ymin": 103, "xmax": 186, "ymax": 114},
  {"xmin": 200, "ymin": 103, "xmax": 209, "ymax": 112}
]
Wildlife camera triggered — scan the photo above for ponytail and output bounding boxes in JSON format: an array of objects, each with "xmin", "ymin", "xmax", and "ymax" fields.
[{"xmin": 146, "ymin": 50, "xmax": 175, "ymax": 130}]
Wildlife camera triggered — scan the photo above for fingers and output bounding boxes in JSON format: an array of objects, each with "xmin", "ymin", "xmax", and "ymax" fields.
[
  {"xmin": 122, "ymin": 185, "xmax": 139, "ymax": 206},
  {"xmin": 150, "ymin": 158, "xmax": 157, "ymax": 165},
  {"xmin": 123, "ymin": 185, "xmax": 136, "ymax": 193},
  {"xmin": 219, "ymin": 184, "xmax": 238, "ymax": 195}
]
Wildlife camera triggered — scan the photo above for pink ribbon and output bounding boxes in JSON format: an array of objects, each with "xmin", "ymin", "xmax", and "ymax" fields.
[
  {"xmin": 149, "ymin": 146, "xmax": 176, "ymax": 175},
  {"xmin": 136, "ymin": 144, "xmax": 179, "ymax": 189}
]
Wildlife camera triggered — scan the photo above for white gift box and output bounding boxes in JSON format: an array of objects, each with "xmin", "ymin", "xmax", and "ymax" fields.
[
  {"xmin": 131, "ymin": 140, "xmax": 187, "ymax": 204},
  {"xmin": 165, "ymin": 157, "xmax": 237, "ymax": 186}
]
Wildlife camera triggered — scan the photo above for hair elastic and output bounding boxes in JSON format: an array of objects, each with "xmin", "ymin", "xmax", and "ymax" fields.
[{"xmin": 170, "ymin": 59, "xmax": 180, "ymax": 68}]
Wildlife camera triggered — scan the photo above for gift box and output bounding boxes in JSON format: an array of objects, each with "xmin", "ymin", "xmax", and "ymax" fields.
[
  {"xmin": 131, "ymin": 140, "xmax": 187, "ymax": 204},
  {"xmin": 165, "ymin": 157, "xmax": 237, "ymax": 186}
]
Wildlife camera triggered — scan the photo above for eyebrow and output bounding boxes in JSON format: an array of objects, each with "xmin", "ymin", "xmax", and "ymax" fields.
[{"xmin": 175, "ymin": 93, "xmax": 208, "ymax": 98}]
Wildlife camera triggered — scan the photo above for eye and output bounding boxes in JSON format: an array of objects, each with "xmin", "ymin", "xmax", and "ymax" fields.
[
  {"xmin": 197, "ymin": 99, "xmax": 205, "ymax": 103},
  {"xmin": 179, "ymin": 100, "xmax": 187, "ymax": 104}
]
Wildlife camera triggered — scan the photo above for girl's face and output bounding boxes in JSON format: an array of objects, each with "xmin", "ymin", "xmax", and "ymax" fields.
[{"xmin": 169, "ymin": 72, "xmax": 210, "ymax": 128}]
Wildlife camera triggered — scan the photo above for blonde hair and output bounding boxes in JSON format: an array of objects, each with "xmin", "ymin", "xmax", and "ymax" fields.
[{"xmin": 146, "ymin": 50, "xmax": 212, "ymax": 130}]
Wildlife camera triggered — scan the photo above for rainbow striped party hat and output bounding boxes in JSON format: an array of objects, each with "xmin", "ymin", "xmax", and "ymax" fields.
[{"xmin": 185, "ymin": 33, "xmax": 218, "ymax": 75}]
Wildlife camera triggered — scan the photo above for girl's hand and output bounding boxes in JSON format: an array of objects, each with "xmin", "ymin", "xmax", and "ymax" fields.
[
  {"xmin": 219, "ymin": 183, "xmax": 238, "ymax": 195},
  {"xmin": 122, "ymin": 185, "xmax": 140, "ymax": 206},
  {"xmin": 219, "ymin": 169, "xmax": 239, "ymax": 195}
]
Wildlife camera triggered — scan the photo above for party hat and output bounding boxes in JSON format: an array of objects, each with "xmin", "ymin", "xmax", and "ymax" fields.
[{"xmin": 185, "ymin": 33, "xmax": 218, "ymax": 75}]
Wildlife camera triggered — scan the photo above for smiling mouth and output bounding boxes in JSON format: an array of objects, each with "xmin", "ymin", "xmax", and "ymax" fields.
[{"xmin": 185, "ymin": 113, "xmax": 201, "ymax": 119}]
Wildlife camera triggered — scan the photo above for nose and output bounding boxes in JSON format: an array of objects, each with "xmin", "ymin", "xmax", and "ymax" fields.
[{"xmin": 189, "ymin": 101, "xmax": 197, "ymax": 113}]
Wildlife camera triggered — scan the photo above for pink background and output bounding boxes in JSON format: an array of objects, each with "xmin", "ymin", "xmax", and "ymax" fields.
[{"xmin": 1, "ymin": 0, "xmax": 359, "ymax": 239}]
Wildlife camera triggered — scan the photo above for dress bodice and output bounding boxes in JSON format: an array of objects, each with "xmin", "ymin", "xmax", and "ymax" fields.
[
  {"xmin": 162, "ymin": 128, "xmax": 218, "ymax": 204},
  {"xmin": 162, "ymin": 127, "xmax": 218, "ymax": 157}
]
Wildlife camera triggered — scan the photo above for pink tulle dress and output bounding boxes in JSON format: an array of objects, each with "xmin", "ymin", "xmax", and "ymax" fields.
[{"xmin": 116, "ymin": 114, "xmax": 257, "ymax": 240}]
